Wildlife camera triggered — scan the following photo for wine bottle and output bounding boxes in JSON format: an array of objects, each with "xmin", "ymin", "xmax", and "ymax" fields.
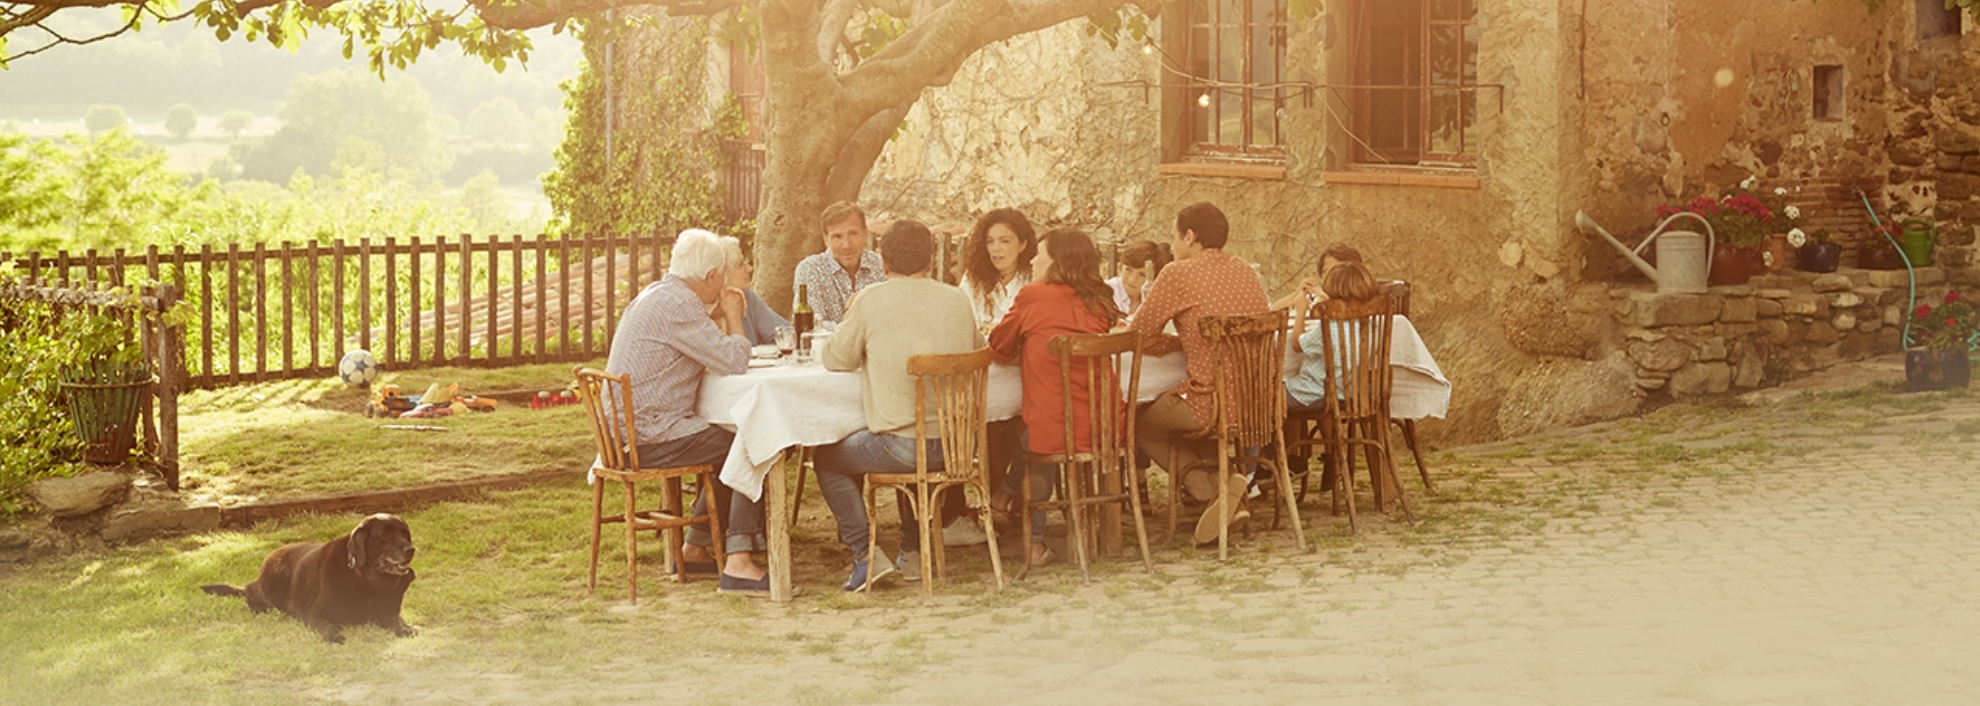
[{"xmin": 792, "ymin": 284, "xmax": 814, "ymax": 352}]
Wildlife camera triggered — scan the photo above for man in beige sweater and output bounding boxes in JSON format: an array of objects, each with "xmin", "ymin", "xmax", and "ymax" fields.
[{"xmin": 816, "ymin": 219, "xmax": 984, "ymax": 592}]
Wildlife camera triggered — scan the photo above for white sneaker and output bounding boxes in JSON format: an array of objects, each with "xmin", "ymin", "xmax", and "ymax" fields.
[
  {"xmin": 942, "ymin": 516, "xmax": 989, "ymax": 547},
  {"xmin": 897, "ymin": 550, "xmax": 923, "ymax": 582}
]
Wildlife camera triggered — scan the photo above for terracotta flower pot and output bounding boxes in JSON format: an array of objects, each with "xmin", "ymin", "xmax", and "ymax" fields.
[
  {"xmin": 1797, "ymin": 242, "xmax": 1841, "ymax": 273},
  {"xmin": 1708, "ymin": 244, "xmax": 1759, "ymax": 286},
  {"xmin": 1905, "ymin": 348, "xmax": 1971, "ymax": 392}
]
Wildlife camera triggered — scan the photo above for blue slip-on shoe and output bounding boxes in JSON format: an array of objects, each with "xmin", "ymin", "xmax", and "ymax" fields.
[
  {"xmin": 843, "ymin": 552, "xmax": 898, "ymax": 592},
  {"xmin": 716, "ymin": 572, "xmax": 770, "ymax": 598}
]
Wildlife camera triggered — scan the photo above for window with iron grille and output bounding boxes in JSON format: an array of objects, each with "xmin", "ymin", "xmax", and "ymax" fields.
[
  {"xmin": 1350, "ymin": 0, "xmax": 1480, "ymax": 167},
  {"xmin": 1177, "ymin": 0, "xmax": 1290, "ymax": 161}
]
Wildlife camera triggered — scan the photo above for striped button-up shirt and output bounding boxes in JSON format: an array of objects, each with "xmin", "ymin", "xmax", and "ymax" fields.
[
  {"xmin": 605, "ymin": 275, "xmax": 750, "ymax": 446},
  {"xmin": 793, "ymin": 250, "xmax": 887, "ymax": 325}
]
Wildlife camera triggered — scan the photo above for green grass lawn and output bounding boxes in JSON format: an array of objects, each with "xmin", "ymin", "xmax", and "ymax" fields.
[{"xmin": 178, "ymin": 360, "xmax": 602, "ymax": 506}]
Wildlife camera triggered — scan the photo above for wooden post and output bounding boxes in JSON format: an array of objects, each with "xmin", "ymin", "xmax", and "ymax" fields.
[
  {"xmin": 226, "ymin": 243, "xmax": 240, "ymax": 387},
  {"xmin": 359, "ymin": 238, "xmax": 373, "ymax": 355},
  {"xmin": 253, "ymin": 242, "xmax": 268, "ymax": 382},
  {"xmin": 458, "ymin": 234, "xmax": 472, "ymax": 365},
  {"xmin": 384, "ymin": 237, "xmax": 398, "ymax": 366},
  {"xmin": 307, "ymin": 241, "xmax": 321, "ymax": 374},
  {"xmin": 198, "ymin": 244, "xmax": 213, "ymax": 389},
  {"xmin": 434, "ymin": 235, "xmax": 448, "ymax": 364},
  {"xmin": 558, "ymin": 235, "xmax": 572, "ymax": 358},
  {"xmin": 581, "ymin": 235, "xmax": 594, "ymax": 356},
  {"xmin": 603, "ymin": 231, "xmax": 617, "ymax": 352},
  {"xmin": 280, "ymin": 242, "xmax": 295, "ymax": 376},
  {"xmin": 409, "ymin": 237, "xmax": 422, "ymax": 366},
  {"xmin": 510, "ymin": 235, "xmax": 524, "ymax": 364},
  {"xmin": 534, "ymin": 234, "xmax": 549, "ymax": 364},
  {"xmin": 332, "ymin": 241, "xmax": 346, "ymax": 368},
  {"xmin": 484, "ymin": 234, "xmax": 497, "ymax": 363},
  {"xmin": 157, "ymin": 284, "xmax": 183, "ymax": 491}
]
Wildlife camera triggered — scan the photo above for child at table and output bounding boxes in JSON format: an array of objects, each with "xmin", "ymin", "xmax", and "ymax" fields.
[{"xmin": 1284, "ymin": 261, "xmax": 1380, "ymax": 411}]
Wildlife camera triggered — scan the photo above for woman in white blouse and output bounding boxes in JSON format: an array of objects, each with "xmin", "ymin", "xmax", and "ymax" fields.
[{"xmin": 958, "ymin": 209, "xmax": 1039, "ymax": 333}]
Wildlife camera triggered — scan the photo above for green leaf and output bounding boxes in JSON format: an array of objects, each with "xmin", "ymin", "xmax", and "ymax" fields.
[{"xmin": 278, "ymin": 6, "xmax": 304, "ymax": 52}]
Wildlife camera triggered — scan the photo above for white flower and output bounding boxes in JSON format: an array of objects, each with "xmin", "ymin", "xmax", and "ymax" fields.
[
  {"xmin": 1762, "ymin": 250, "xmax": 1775, "ymax": 267},
  {"xmin": 1774, "ymin": 187, "xmax": 1788, "ymax": 196},
  {"xmin": 1784, "ymin": 204, "xmax": 1801, "ymax": 220},
  {"xmin": 1740, "ymin": 175, "xmax": 1758, "ymax": 190},
  {"xmin": 1787, "ymin": 228, "xmax": 1807, "ymax": 248}
]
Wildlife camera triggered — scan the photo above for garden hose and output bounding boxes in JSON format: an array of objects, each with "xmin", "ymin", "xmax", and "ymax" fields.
[{"xmin": 1856, "ymin": 189, "xmax": 1917, "ymax": 349}]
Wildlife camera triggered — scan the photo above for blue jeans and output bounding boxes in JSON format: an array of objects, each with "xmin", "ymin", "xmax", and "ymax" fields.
[
  {"xmin": 638, "ymin": 425, "xmax": 765, "ymax": 554},
  {"xmin": 1002, "ymin": 431, "xmax": 1060, "ymax": 542},
  {"xmin": 814, "ymin": 430, "xmax": 944, "ymax": 561}
]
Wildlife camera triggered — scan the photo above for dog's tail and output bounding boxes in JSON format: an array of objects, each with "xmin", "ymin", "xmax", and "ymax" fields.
[{"xmin": 200, "ymin": 584, "xmax": 247, "ymax": 597}]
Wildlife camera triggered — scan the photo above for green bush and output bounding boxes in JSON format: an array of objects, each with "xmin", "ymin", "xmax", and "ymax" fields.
[{"xmin": 0, "ymin": 295, "xmax": 149, "ymax": 519}]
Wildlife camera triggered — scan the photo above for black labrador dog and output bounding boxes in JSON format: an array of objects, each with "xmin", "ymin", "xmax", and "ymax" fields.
[{"xmin": 202, "ymin": 513, "xmax": 418, "ymax": 643}]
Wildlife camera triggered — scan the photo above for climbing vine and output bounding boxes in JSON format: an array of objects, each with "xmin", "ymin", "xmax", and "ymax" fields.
[{"xmin": 544, "ymin": 15, "xmax": 753, "ymax": 244}]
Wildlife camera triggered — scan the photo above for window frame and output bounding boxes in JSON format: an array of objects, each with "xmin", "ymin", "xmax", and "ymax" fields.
[
  {"xmin": 1174, "ymin": 0, "xmax": 1291, "ymax": 163},
  {"xmin": 1348, "ymin": 0, "xmax": 1481, "ymax": 168}
]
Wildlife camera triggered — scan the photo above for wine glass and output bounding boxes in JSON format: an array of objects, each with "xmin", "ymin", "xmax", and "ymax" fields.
[{"xmin": 774, "ymin": 325, "xmax": 797, "ymax": 364}]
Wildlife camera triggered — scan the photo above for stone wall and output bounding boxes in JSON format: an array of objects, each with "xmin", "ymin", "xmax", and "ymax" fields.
[{"xmin": 1600, "ymin": 267, "xmax": 1953, "ymax": 401}]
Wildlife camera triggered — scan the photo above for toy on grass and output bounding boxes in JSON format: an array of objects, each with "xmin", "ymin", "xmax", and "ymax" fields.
[{"xmin": 338, "ymin": 349, "xmax": 380, "ymax": 388}]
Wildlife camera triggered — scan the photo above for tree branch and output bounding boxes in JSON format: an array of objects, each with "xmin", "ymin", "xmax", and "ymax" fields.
[
  {"xmin": 815, "ymin": 0, "xmax": 856, "ymax": 65},
  {"xmin": 837, "ymin": 0, "xmax": 1129, "ymax": 116},
  {"xmin": 824, "ymin": 100, "xmax": 911, "ymax": 203},
  {"xmin": 4, "ymin": 1, "xmax": 141, "ymax": 63}
]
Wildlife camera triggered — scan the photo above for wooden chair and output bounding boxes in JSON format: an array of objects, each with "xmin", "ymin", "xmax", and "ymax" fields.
[
  {"xmin": 1283, "ymin": 296, "xmax": 1414, "ymax": 534},
  {"xmin": 859, "ymin": 347, "xmax": 1004, "ymax": 596},
  {"xmin": 1163, "ymin": 311, "xmax": 1307, "ymax": 561},
  {"xmin": 1379, "ymin": 279, "xmax": 1434, "ymax": 493},
  {"xmin": 1019, "ymin": 330, "xmax": 1154, "ymax": 582},
  {"xmin": 1285, "ymin": 281, "xmax": 1433, "ymax": 509},
  {"xmin": 573, "ymin": 367, "xmax": 726, "ymax": 603}
]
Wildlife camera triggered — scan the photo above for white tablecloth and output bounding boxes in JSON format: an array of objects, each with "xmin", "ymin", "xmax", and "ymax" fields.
[{"xmin": 701, "ymin": 315, "xmax": 1449, "ymax": 501}]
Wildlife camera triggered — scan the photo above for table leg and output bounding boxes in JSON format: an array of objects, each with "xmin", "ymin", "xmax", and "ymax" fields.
[{"xmin": 768, "ymin": 450, "xmax": 792, "ymax": 602}]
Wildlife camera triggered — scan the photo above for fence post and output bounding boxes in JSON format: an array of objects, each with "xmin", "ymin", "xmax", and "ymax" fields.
[{"xmin": 156, "ymin": 284, "xmax": 183, "ymax": 491}]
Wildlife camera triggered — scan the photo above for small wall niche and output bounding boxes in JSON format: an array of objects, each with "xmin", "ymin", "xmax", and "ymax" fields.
[
  {"xmin": 1812, "ymin": 65, "xmax": 1845, "ymax": 121},
  {"xmin": 1918, "ymin": 0, "xmax": 1962, "ymax": 40}
]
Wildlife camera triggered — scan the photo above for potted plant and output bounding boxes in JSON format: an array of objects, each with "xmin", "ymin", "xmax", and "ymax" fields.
[
  {"xmin": 56, "ymin": 309, "xmax": 155, "ymax": 464},
  {"xmin": 1859, "ymin": 224, "xmax": 1907, "ymax": 271},
  {"xmin": 1905, "ymin": 290, "xmax": 1975, "ymax": 391},
  {"xmin": 1761, "ymin": 185, "xmax": 1803, "ymax": 273},
  {"xmin": 1792, "ymin": 228, "xmax": 1841, "ymax": 272}
]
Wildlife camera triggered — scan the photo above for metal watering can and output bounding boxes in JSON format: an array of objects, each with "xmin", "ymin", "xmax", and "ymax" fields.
[
  {"xmin": 1898, "ymin": 218, "xmax": 1936, "ymax": 267},
  {"xmin": 1575, "ymin": 210, "xmax": 1716, "ymax": 294}
]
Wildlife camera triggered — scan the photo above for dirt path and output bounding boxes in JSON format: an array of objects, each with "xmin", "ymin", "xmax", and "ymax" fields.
[{"xmin": 300, "ymin": 364, "xmax": 1980, "ymax": 705}]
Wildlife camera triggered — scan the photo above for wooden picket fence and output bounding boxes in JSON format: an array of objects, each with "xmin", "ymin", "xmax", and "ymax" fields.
[{"xmin": 5, "ymin": 231, "xmax": 684, "ymax": 390}]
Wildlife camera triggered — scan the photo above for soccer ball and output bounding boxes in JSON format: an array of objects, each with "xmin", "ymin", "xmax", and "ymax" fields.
[{"xmin": 338, "ymin": 349, "xmax": 381, "ymax": 388}]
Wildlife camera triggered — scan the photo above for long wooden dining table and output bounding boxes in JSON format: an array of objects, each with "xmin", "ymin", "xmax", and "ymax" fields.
[{"xmin": 695, "ymin": 316, "xmax": 1451, "ymax": 601}]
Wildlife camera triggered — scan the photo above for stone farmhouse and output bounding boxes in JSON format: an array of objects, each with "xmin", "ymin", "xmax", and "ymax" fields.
[{"xmin": 628, "ymin": 0, "xmax": 1980, "ymax": 444}]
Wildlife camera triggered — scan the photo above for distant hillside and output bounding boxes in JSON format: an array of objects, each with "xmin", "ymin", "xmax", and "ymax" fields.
[{"xmin": 0, "ymin": 10, "xmax": 581, "ymax": 124}]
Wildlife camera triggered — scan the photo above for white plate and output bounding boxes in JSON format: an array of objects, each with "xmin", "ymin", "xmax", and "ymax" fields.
[{"xmin": 751, "ymin": 344, "xmax": 780, "ymax": 359}]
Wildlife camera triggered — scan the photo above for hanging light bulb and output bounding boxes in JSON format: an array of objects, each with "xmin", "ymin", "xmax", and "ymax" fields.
[
  {"xmin": 1197, "ymin": 92, "xmax": 1211, "ymax": 108},
  {"xmin": 1142, "ymin": 41, "xmax": 1155, "ymax": 55}
]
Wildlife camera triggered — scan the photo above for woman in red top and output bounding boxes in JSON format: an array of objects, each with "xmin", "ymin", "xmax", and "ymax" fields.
[{"xmin": 989, "ymin": 228, "xmax": 1121, "ymax": 567}]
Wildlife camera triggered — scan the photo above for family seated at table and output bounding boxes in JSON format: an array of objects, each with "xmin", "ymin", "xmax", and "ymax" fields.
[{"xmin": 600, "ymin": 197, "xmax": 1429, "ymax": 596}]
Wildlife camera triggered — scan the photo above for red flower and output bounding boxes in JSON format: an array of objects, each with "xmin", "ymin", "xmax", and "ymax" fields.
[
  {"xmin": 1917, "ymin": 304, "xmax": 1933, "ymax": 318},
  {"xmin": 1950, "ymin": 317, "xmax": 1959, "ymax": 328},
  {"xmin": 1948, "ymin": 291, "xmax": 1962, "ymax": 304}
]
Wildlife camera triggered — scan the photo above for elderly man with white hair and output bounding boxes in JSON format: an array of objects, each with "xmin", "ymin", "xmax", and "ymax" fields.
[{"xmin": 604, "ymin": 228, "xmax": 768, "ymax": 595}]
